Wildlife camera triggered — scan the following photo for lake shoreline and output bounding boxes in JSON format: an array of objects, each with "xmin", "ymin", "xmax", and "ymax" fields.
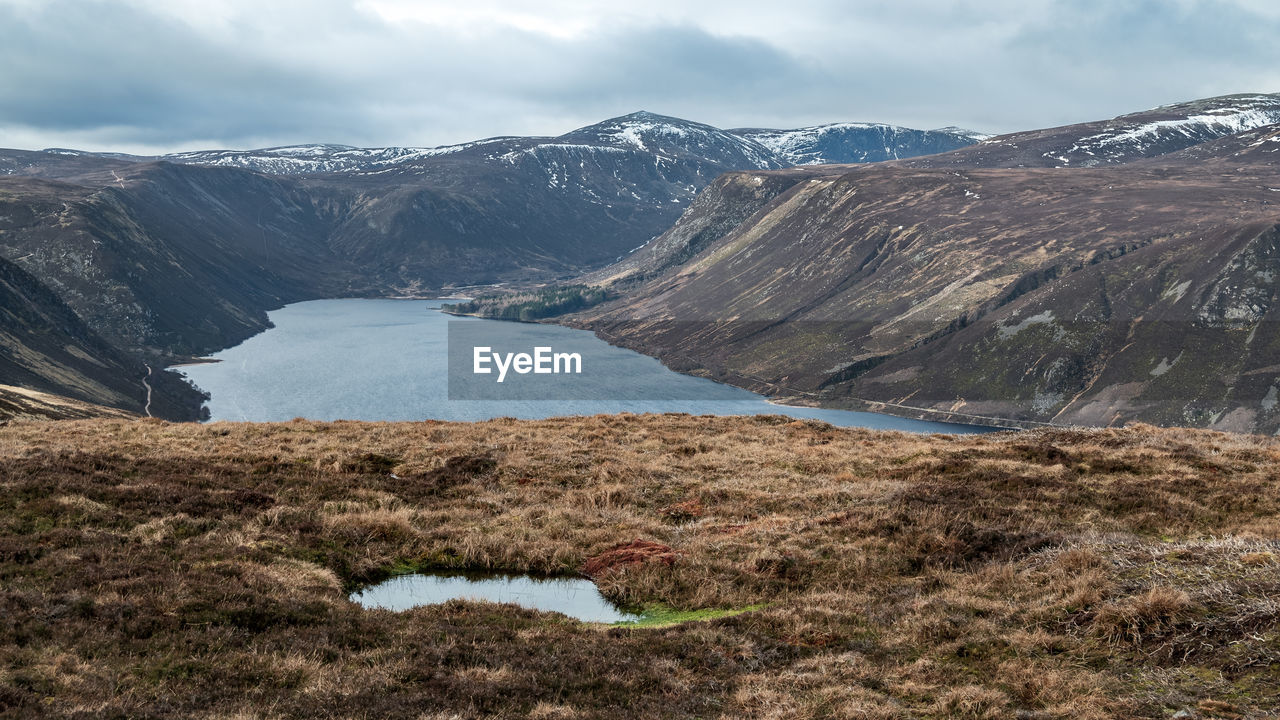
[{"xmin": 439, "ymin": 304, "xmax": 1028, "ymax": 430}]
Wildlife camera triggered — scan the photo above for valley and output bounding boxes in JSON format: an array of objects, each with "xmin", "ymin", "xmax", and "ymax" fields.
[
  {"xmin": 0, "ymin": 114, "xmax": 979, "ymax": 420},
  {"xmin": 3, "ymin": 94, "xmax": 1280, "ymax": 432}
]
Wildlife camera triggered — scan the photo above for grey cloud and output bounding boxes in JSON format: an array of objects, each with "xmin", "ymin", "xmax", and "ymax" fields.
[
  {"xmin": 504, "ymin": 26, "xmax": 821, "ymax": 119},
  {"xmin": 0, "ymin": 1, "xmax": 366, "ymax": 144},
  {"xmin": 0, "ymin": 0, "xmax": 1277, "ymax": 152}
]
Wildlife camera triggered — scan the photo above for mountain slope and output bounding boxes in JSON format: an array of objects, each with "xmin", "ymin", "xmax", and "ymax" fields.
[
  {"xmin": 562, "ymin": 96, "xmax": 1280, "ymax": 432},
  {"xmin": 581, "ymin": 167, "xmax": 834, "ymax": 285},
  {"xmin": 0, "ymin": 384, "xmax": 135, "ymax": 420},
  {"xmin": 0, "ymin": 253, "xmax": 203, "ymax": 418},
  {"xmin": 0, "ymin": 167, "xmax": 359, "ymax": 356},
  {"xmin": 904, "ymin": 93, "xmax": 1280, "ymax": 169}
]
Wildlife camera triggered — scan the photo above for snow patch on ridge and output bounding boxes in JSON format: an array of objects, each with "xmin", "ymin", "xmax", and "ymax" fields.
[
  {"xmin": 735, "ymin": 124, "xmax": 984, "ymax": 166},
  {"xmin": 1079, "ymin": 108, "xmax": 1280, "ymax": 150},
  {"xmin": 1041, "ymin": 98, "xmax": 1280, "ymax": 167}
]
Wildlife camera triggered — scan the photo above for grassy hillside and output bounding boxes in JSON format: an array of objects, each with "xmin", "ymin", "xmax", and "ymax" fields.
[
  {"xmin": 1, "ymin": 415, "xmax": 1277, "ymax": 718},
  {"xmin": 0, "ymin": 385, "xmax": 134, "ymax": 421}
]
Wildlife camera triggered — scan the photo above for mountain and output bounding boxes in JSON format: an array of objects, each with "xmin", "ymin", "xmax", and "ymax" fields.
[
  {"xmin": 0, "ymin": 112, "xmax": 976, "ymax": 417},
  {"xmin": 150, "ymin": 112, "xmax": 977, "ymax": 175},
  {"xmin": 1, "ymin": 113, "xmax": 978, "ymax": 292},
  {"xmin": 154, "ymin": 114, "xmax": 978, "ymax": 281},
  {"xmin": 555, "ymin": 94, "xmax": 1280, "ymax": 433},
  {"xmin": 300, "ymin": 113, "xmax": 783, "ymax": 285},
  {"xmin": 733, "ymin": 123, "xmax": 985, "ymax": 165}
]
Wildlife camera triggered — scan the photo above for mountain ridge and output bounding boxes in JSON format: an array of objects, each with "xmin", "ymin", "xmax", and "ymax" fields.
[
  {"xmin": 901, "ymin": 93, "xmax": 1280, "ymax": 169},
  {"xmin": 11, "ymin": 112, "xmax": 979, "ymax": 176}
]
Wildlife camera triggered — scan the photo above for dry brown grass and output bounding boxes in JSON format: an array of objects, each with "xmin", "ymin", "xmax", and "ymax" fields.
[{"xmin": 0, "ymin": 415, "xmax": 1277, "ymax": 718}]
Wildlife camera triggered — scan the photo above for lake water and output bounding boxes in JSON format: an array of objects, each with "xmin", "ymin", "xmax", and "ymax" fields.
[
  {"xmin": 349, "ymin": 571, "xmax": 641, "ymax": 623},
  {"xmin": 174, "ymin": 299, "xmax": 993, "ymax": 432}
]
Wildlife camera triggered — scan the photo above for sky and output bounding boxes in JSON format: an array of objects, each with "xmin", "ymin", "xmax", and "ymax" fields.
[{"xmin": 1, "ymin": 0, "xmax": 1278, "ymax": 154}]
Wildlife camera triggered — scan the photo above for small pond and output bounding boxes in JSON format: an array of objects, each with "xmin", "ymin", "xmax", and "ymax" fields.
[{"xmin": 349, "ymin": 571, "xmax": 641, "ymax": 624}]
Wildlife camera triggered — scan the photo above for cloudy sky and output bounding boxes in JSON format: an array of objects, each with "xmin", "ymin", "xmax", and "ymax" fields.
[{"xmin": 1, "ymin": 0, "xmax": 1278, "ymax": 153}]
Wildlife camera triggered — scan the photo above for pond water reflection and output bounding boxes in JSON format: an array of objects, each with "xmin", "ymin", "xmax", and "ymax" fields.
[{"xmin": 348, "ymin": 570, "xmax": 641, "ymax": 624}]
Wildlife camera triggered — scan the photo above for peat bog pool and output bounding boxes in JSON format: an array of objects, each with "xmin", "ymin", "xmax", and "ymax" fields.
[
  {"xmin": 349, "ymin": 571, "xmax": 641, "ymax": 624},
  {"xmin": 175, "ymin": 298, "xmax": 996, "ymax": 433}
]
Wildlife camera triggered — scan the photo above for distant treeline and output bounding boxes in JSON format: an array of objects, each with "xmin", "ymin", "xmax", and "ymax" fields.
[{"xmin": 443, "ymin": 285, "xmax": 614, "ymax": 322}]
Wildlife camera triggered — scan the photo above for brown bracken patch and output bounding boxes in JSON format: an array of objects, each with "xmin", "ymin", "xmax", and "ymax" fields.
[
  {"xmin": 581, "ymin": 539, "xmax": 680, "ymax": 578},
  {"xmin": 659, "ymin": 498, "xmax": 705, "ymax": 522}
]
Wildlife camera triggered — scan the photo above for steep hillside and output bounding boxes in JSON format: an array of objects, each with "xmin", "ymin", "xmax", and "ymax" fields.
[
  {"xmin": 0, "ymin": 168, "xmax": 358, "ymax": 356},
  {"xmin": 0, "ymin": 253, "xmax": 203, "ymax": 418},
  {"xmin": 582, "ymin": 166, "xmax": 836, "ymax": 284},
  {"xmin": 0, "ymin": 384, "xmax": 135, "ymax": 420},
  {"xmin": 563, "ymin": 96, "xmax": 1280, "ymax": 432}
]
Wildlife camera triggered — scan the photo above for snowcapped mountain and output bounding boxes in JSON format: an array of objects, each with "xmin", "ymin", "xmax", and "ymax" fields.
[
  {"xmin": 1, "ymin": 112, "xmax": 986, "ymax": 314},
  {"xmin": 151, "ymin": 112, "xmax": 976, "ymax": 177},
  {"xmin": 908, "ymin": 93, "xmax": 1280, "ymax": 169},
  {"xmin": 440, "ymin": 112, "xmax": 784, "ymax": 213},
  {"xmin": 162, "ymin": 139, "xmax": 518, "ymax": 175},
  {"xmin": 2, "ymin": 93, "xmax": 1280, "ymax": 421},
  {"xmin": 554, "ymin": 111, "xmax": 779, "ymax": 169},
  {"xmin": 1048, "ymin": 94, "xmax": 1280, "ymax": 165},
  {"xmin": 572, "ymin": 95, "xmax": 1280, "ymax": 434},
  {"xmin": 731, "ymin": 123, "xmax": 983, "ymax": 165}
]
